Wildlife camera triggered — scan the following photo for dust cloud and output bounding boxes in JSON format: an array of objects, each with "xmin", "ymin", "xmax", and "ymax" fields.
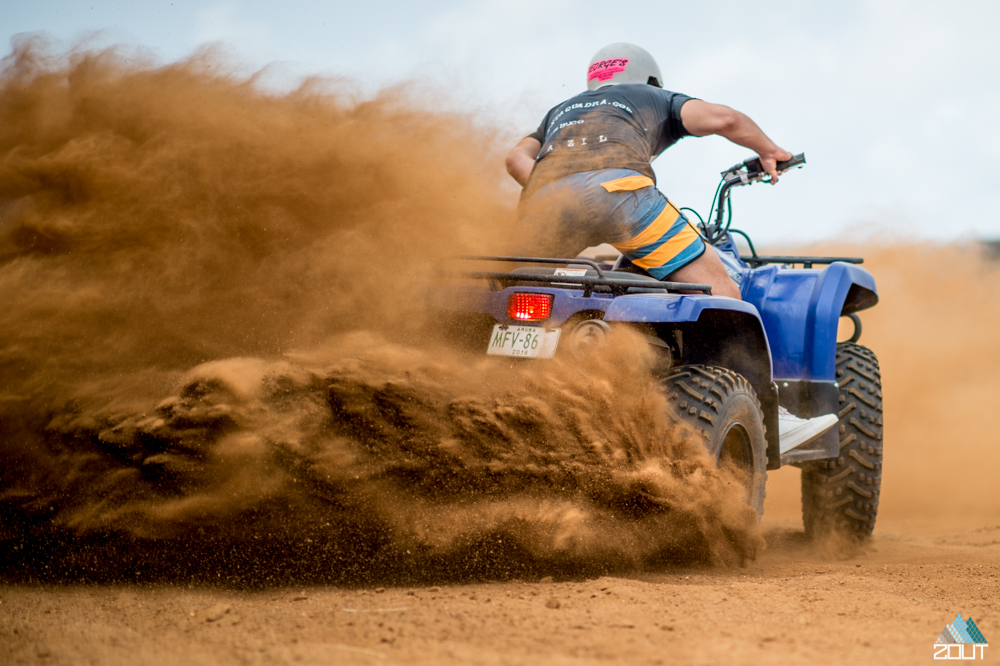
[
  {"xmin": 851, "ymin": 243, "xmax": 1000, "ymax": 522},
  {"xmin": 0, "ymin": 38, "xmax": 761, "ymax": 585}
]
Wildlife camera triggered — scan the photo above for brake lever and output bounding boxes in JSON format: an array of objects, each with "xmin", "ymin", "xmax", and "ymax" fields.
[{"xmin": 722, "ymin": 168, "xmax": 765, "ymax": 187}]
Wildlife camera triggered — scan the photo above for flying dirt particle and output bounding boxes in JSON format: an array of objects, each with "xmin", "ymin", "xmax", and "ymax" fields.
[
  {"xmin": 545, "ymin": 598, "xmax": 561, "ymax": 609},
  {"xmin": 202, "ymin": 603, "xmax": 231, "ymax": 622}
]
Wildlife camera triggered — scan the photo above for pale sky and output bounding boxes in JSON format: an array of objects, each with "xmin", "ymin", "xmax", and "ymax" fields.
[{"xmin": 4, "ymin": 0, "xmax": 999, "ymax": 245}]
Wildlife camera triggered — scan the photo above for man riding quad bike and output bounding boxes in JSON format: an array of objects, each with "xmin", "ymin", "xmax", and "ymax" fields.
[
  {"xmin": 506, "ymin": 43, "xmax": 841, "ymax": 457},
  {"xmin": 437, "ymin": 44, "xmax": 883, "ymax": 539}
]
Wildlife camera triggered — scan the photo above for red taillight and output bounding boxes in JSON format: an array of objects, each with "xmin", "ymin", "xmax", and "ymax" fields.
[{"xmin": 507, "ymin": 293, "xmax": 553, "ymax": 321}]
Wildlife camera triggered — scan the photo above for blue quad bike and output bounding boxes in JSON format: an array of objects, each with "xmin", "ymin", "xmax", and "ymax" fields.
[{"xmin": 435, "ymin": 155, "xmax": 883, "ymax": 540}]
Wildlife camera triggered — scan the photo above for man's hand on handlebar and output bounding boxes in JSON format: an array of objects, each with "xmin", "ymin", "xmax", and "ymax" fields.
[{"xmin": 760, "ymin": 148, "xmax": 794, "ymax": 184}]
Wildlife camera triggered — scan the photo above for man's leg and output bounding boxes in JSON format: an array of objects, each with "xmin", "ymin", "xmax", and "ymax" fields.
[
  {"xmin": 609, "ymin": 189, "xmax": 740, "ymax": 298},
  {"xmin": 665, "ymin": 241, "xmax": 742, "ymax": 299}
]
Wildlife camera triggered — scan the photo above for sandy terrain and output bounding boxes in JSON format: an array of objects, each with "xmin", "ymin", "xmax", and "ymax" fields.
[
  {"xmin": 8, "ymin": 241, "xmax": 999, "ymax": 666},
  {"xmin": 3, "ymin": 485, "xmax": 998, "ymax": 666}
]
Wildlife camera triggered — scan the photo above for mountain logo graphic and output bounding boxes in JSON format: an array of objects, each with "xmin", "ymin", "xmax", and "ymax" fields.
[{"xmin": 934, "ymin": 614, "xmax": 988, "ymax": 660}]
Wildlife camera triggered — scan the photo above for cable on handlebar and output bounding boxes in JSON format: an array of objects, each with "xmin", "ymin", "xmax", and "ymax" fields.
[
  {"xmin": 690, "ymin": 152, "xmax": 805, "ymax": 247},
  {"xmin": 679, "ymin": 207, "xmax": 710, "ymax": 243},
  {"xmin": 679, "ymin": 206, "xmax": 705, "ymax": 227},
  {"xmin": 727, "ymin": 228, "xmax": 758, "ymax": 258},
  {"xmin": 700, "ymin": 179, "xmax": 724, "ymax": 238}
]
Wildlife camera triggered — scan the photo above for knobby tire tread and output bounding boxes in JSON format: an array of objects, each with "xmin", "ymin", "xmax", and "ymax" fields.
[
  {"xmin": 801, "ymin": 343, "xmax": 883, "ymax": 540},
  {"xmin": 661, "ymin": 365, "xmax": 767, "ymax": 517}
]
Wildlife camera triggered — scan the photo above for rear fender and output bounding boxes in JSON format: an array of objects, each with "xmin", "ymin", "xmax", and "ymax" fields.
[
  {"xmin": 603, "ymin": 295, "xmax": 773, "ymax": 385},
  {"xmin": 429, "ymin": 285, "xmax": 612, "ymax": 327},
  {"xmin": 605, "ymin": 294, "xmax": 782, "ymax": 467}
]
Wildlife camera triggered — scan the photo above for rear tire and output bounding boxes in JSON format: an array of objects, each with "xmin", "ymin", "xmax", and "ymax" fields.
[
  {"xmin": 661, "ymin": 365, "xmax": 768, "ymax": 518},
  {"xmin": 801, "ymin": 343, "xmax": 883, "ymax": 540}
]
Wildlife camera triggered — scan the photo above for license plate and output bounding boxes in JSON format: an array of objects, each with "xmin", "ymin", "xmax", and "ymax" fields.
[{"xmin": 486, "ymin": 324, "xmax": 561, "ymax": 359}]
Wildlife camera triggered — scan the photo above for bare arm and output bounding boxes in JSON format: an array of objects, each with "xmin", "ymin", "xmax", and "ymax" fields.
[
  {"xmin": 680, "ymin": 100, "xmax": 793, "ymax": 183},
  {"xmin": 505, "ymin": 137, "xmax": 542, "ymax": 187}
]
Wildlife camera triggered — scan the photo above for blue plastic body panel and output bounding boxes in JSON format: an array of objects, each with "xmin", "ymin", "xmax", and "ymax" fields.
[
  {"xmin": 436, "ymin": 285, "xmax": 765, "ymax": 330},
  {"xmin": 740, "ymin": 261, "xmax": 878, "ymax": 380},
  {"xmin": 436, "ymin": 248, "xmax": 878, "ymax": 385},
  {"xmin": 603, "ymin": 293, "xmax": 764, "ymax": 325}
]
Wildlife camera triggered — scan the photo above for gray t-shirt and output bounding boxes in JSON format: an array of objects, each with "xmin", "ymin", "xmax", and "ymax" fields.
[{"xmin": 525, "ymin": 84, "xmax": 693, "ymax": 193}]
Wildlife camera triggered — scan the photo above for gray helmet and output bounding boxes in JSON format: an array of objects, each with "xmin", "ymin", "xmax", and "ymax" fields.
[{"xmin": 586, "ymin": 43, "xmax": 663, "ymax": 91}]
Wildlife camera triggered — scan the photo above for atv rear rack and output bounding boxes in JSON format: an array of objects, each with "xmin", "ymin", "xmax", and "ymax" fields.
[
  {"xmin": 458, "ymin": 256, "xmax": 712, "ymax": 297},
  {"xmin": 740, "ymin": 255, "xmax": 864, "ymax": 268}
]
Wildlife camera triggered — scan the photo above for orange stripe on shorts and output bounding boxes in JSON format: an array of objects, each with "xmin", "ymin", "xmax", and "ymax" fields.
[
  {"xmin": 600, "ymin": 175, "xmax": 655, "ymax": 193},
  {"xmin": 611, "ymin": 201, "xmax": 682, "ymax": 252},
  {"xmin": 630, "ymin": 223, "xmax": 702, "ymax": 271}
]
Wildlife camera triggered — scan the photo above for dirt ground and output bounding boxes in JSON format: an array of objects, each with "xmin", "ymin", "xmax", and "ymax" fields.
[{"xmin": 3, "ymin": 477, "xmax": 998, "ymax": 666}]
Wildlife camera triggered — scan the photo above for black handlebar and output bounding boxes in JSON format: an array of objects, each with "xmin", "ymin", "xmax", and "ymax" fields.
[
  {"xmin": 729, "ymin": 153, "xmax": 806, "ymax": 178},
  {"xmin": 777, "ymin": 153, "xmax": 806, "ymax": 171},
  {"xmin": 708, "ymin": 151, "xmax": 806, "ymax": 242}
]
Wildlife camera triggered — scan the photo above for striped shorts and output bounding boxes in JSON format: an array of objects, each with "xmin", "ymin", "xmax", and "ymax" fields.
[{"xmin": 514, "ymin": 168, "xmax": 704, "ymax": 279}]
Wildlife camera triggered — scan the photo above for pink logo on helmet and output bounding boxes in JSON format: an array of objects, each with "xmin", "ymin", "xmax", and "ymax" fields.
[{"xmin": 588, "ymin": 58, "xmax": 629, "ymax": 82}]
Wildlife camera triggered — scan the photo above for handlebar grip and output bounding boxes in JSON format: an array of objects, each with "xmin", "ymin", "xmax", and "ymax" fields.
[
  {"xmin": 725, "ymin": 152, "xmax": 807, "ymax": 179},
  {"xmin": 776, "ymin": 153, "xmax": 806, "ymax": 171}
]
